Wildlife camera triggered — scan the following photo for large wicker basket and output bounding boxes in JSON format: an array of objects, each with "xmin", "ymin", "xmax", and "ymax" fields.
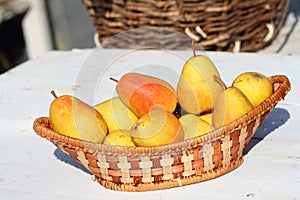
[
  {"xmin": 82, "ymin": 0, "xmax": 290, "ymax": 52},
  {"xmin": 33, "ymin": 75, "xmax": 290, "ymax": 192}
]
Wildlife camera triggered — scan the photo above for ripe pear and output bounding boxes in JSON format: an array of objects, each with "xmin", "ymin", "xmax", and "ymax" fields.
[
  {"xmin": 177, "ymin": 42, "xmax": 223, "ymax": 114},
  {"xmin": 94, "ymin": 97, "xmax": 138, "ymax": 132},
  {"xmin": 232, "ymin": 72, "xmax": 273, "ymax": 107},
  {"xmin": 199, "ymin": 112, "xmax": 213, "ymax": 125},
  {"xmin": 131, "ymin": 109, "xmax": 184, "ymax": 147},
  {"xmin": 111, "ymin": 73, "xmax": 177, "ymax": 117},
  {"xmin": 212, "ymin": 78, "xmax": 254, "ymax": 128},
  {"xmin": 103, "ymin": 129, "xmax": 136, "ymax": 147},
  {"xmin": 49, "ymin": 91, "xmax": 108, "ymax": 143},
  {"xmin": 179, "ymin": 114, "xmax": 213, "ymax": 140}
]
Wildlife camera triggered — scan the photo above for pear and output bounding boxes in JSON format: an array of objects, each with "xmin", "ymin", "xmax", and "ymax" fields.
[
  {"xmin": 94, "ymin": 97, "xmax": 138, "ymax": 132},
  {"xmin": 177, "ymin": 40, "xmax": 224, "ymax": 114},
  {"xmin": 212, "ymin": 77, "xmax": 254, "ymax": 128},
  {"xmin": 232, "ymin": 72, "xmax": 273, "ymax": 107},
  {"xmin": 131, "ymin": 108, "xmax": 184, "ymax": 147},
  {"xmin": 199, "ymin": 112, "xmax": 213, "ymax": 125},
  {"xmin": 49, "ymin": 91, "xmax": 107, "ymax": 143},
  {"xmin": 111, "ymin": 72, "xmax": 177, "ymax": 117},
  {"xmin": 103, "ymin": 129, "xmax": 136, "ymax": 147},
  {"xmin": 179, "ymin": 114, "xmax": 213, "ymax": 140}
]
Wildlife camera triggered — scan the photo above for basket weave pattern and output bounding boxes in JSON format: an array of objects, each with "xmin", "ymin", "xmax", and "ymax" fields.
[
  {"xmin": 82, "ymin": 0, "xmax": 290, "ymax": 51},
  {"xmin": 33, "ymin": 75, "xmax": 291, "ymax": 191}
]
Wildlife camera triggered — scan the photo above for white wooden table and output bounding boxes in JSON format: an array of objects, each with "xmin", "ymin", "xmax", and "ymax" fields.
[{"xmin": 0, "ymin": 48, "xmax": 299, "ymax": 199}]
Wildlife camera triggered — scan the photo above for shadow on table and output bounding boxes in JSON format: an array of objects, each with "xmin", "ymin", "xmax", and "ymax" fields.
[
  {"xmin": 244, "ymin": 107, "xmax": 290, "ymax": 155},
  {"xmin": 54, "ymin": 148, "xmax": 92, "ymax": 175},
  {"xmin": 53, "ymin": 107, "xmax": 290, "ymax": 174}
]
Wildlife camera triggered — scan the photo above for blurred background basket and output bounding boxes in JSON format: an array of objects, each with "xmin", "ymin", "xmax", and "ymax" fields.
[{"xmin": 82, "ymin": 0, "xmax": 290, "ymax": 51}]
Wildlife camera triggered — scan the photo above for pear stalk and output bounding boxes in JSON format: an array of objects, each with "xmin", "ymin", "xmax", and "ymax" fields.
[
  {"xmin": 109, "ymin": 77, "xmax": 119, "ymax": 83},
  {"xmin": 51, "ymin": 90, "xmax": 58, "ymax": 99},
  {"xmin": 192, "ymin": 39, "xmax": 196, "ymax": 57},
  {"xmin": 214, "ymin": 75, "xmax": 227, "ymax": 89}
]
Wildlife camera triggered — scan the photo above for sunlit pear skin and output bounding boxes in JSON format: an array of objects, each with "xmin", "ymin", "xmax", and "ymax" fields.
[
  {"xmin": 179, "ymin": 114, "xmax": 213, "ymax": 140},
  {"xmin": 49, "ymin": 93, "xmax": 108, "ymax": 143},
  {"xmin": 94, "ymin": 97, "xmax": 138, "ymax": 132},
  {"xmin": 212, "ymin": 87, "xmax": 253, "ymax": 128},
  {"xmin": 103, "ymin": 130, "xmax": 136, "ymax": 147},
  {"xmin": 131, "ymin": 109, "xmax": 184, "ymax": 147},
  {"xmin": 199, "ymin": 112, "xmax": 213, "ymax": 125},
  {"xmin": 177, "ymin": 55, "xmax": 224, "ymax": 114},
  {"xmin": 232, "ymin": 72, "xmax": 273, "ymax": 107},
  {"xmin": 115, "ymin": 73, "xmax": 177, "ymax": 117}
]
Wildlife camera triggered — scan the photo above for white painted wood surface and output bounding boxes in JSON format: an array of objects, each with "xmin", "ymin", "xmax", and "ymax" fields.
[{"xmin": 0, "ymin": 49, "xmax": 299, "ymax": 199}]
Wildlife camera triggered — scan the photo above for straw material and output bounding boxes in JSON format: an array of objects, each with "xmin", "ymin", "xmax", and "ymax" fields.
[
  {"xmin": 33, "ymin": 75, "xmax": 291, "ymax": 191},
  {"xmin": 81, "ymin": 0, "xmax": 290, "ymax": 51}
]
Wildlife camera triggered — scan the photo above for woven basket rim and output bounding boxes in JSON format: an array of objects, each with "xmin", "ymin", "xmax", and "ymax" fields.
[{"xmin": 33, "ymin": 75, "xmax": 291, "ymax": 155}]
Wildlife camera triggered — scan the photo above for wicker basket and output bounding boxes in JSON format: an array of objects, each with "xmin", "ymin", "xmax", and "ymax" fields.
[
  {"xmin": 82, "ymin": 0, "xmax": 290, "ymax": 51},
  {"xmin": 33, "ymin": 75, "xmax": 290, "ymax": 192}
]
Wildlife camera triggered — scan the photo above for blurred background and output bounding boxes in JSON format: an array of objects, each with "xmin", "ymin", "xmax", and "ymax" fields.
[
  {"xmin": 0, "ymin": 0, "xmax": 96, "ymax": 74},
  {"xmin": 0, "ymin": 0, "xmax": 299, "ymax": 74}
]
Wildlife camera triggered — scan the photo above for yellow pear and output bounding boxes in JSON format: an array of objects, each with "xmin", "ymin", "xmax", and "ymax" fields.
[
  {"xmin": 49, "ymin": 91, "xmax": 107, "ymax": 143},
  {"xmin": 179, "ymin": 114, "xmax": 213, "ymax": 140},
  {"xmin": 131, "ymin": 108, "xmax": 184, "ymax": 147},
  {"xmin": 212, "ymin": 85, "xmax": 253, "ymax": 128},
  {"xmin": 103, "ymin": 129, "xmax": 135, "ymax": 147},
  {"xmin": 232, "ymin": 72, "xmax": 273, "ymax": 107},
  {"xmin": 94, "ymin": 97, "xmax": 138, "ymax": 132},
  {"xmin": 177, "ymin": 41, "xmax": 224, "ymax": 114},
  {"xmin": 199, "ymin": 112, "xmax": 213, "ymax": 125}
]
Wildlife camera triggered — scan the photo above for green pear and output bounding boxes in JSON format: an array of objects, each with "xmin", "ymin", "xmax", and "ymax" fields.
[
  {"xmin": 111, "ymin": 73, "xmax": 177, "ymax": 117},
  {"xmin": 212, "ymin": 78, "xmax": 253, "ymax": 128},
  {"xmin": 49, "ymin": 91, "xmax": 107, "ymax": 143},
  {"xmin": 94, "ymin": 97, "xmax": 138, "ymax": 132},
  {"xmin": 131, "ymin": 109, "xmax": 184, "ymax": 147},
  {"xmin": 232, "ymin": 72, "xmax": 273, "ymax": 107},
  {"xmin": 177, "ymin": 42, "xmax": 223, "ymax": 114}
]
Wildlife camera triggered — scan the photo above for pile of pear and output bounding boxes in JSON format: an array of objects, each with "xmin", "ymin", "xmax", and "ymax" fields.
[{"xmin": 49, "ymin": 46, "xmax": 273, "ymax": 148}]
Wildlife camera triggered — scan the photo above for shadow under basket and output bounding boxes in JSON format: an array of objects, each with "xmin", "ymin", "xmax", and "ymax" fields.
[
  {"xmin": 81, "ymin": 0, "xmax": 290, "ymax": 52},
  {"xmin": 33, "ymin": 75, "xmax": 290, "ymax": 192}
]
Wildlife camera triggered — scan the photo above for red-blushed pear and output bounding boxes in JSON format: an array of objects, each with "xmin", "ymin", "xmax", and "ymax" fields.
[
  {"xmin": 49, "ymin": 91, "xmax": 107, "ymax": 143},
  {"xmin": 110, "ymin": 73, "xmax": 177, "ymax": 117},
  {"xmin": 177, "ymin": 40, "xmax": 223, "ymax": 114},
  {"xmin": 131, "ymin": 108, "xmax": 184, "ymax": 147},
  {"xmin": 232, "ymin": 72, "xmax": 273, "ymax": 107},
  {"xmin": 212, "ymin": 76, "xmax": 253, "ymax": 128}
]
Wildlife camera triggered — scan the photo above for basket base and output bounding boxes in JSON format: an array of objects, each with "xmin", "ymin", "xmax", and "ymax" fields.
[{"xmin": 96, "ymin": 157, "xmax": 244, "ymax": 192}]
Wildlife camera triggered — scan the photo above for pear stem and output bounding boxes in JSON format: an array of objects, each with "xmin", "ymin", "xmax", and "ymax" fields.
[
  {"xmin": 109, "ymin": 77, "xmax": 119, "ymax": 83},
  {"xmin": 51, "ymin": 90, "xmax": 58, "ymax": 99},
  {"xmin": 192, "ymin": 39, "xmax": 196, "ymax": 57},
  {"xmin": 214, "ymin": 75, "xmax": 227, "ymax": 89}
]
